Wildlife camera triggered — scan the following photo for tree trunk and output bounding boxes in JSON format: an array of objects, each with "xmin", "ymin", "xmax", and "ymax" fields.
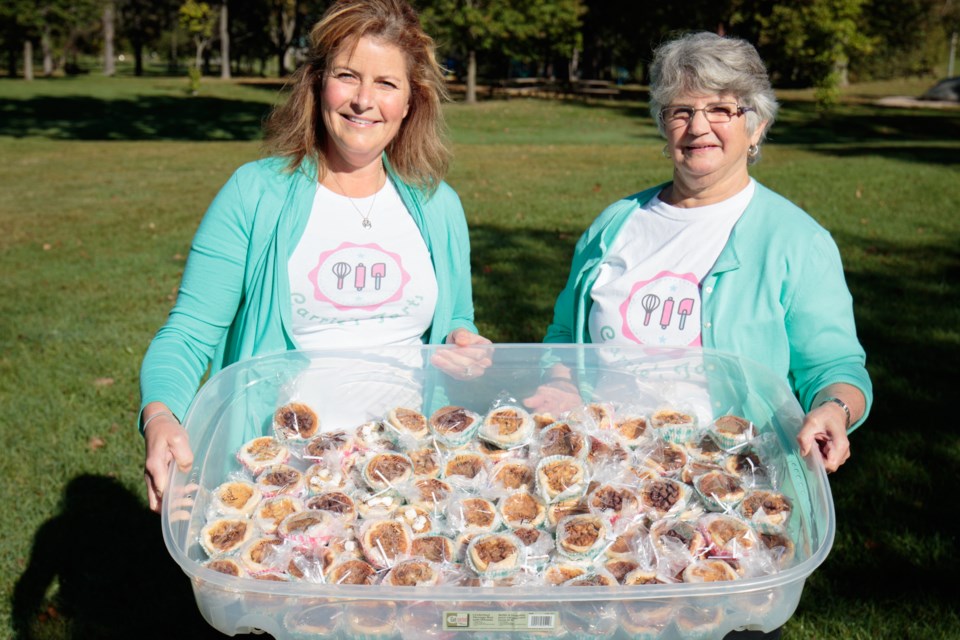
[
  {"xmin": 103, "ymin": 3, "xmax": 116, "ymax": 76},
  {"xmin": 466, "ymin": 49, "xmax": 477, "ymax": 104},
  {"xmin": 220, "ymin": 2, "xmax": 230, "ymax": 79},
  {"xmin": 133, "ymin": 41, "xmax": 144, "ymax": 76},
  {"xmin": 169, "ymin": 21, "xmax": 178, "ymax": 73},
  {"xmin": 24, "ymin": 40, "xmax": 34, "ymax": 81},
  {"xmin": 41, "ymin": 26, "xmax": 54, "ymax": 76}
]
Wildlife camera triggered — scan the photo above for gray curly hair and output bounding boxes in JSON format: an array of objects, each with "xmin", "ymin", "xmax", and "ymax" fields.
[{"xmin": 649, "ymin": 32, "xmax": 778, "ymax": 163}]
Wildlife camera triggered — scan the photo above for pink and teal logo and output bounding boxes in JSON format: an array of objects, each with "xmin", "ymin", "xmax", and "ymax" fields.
[
  {"xmin": 308, "ymin": 242, "xmax": 411, "ymax": 311},
  {"xmin": 619, "ymin": 270, "xmax": 701, "ymax": 346}
]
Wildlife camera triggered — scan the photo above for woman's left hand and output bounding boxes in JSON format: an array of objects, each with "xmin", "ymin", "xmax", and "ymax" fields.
[
  {"xmin": 430, "ymin": 328, "xmax": 493, "ymax": 380},
  {"xmin": 797, "ymin": 404, "xmax": 851, "ymax": 473}
]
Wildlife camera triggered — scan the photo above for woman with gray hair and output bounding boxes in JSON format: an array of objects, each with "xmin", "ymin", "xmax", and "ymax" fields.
[{"xmin": 531, "ymin": 32, "xmax": 872, "ymax": 481}]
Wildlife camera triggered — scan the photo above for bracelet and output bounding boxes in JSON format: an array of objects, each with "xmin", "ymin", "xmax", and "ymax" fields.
[
  {"xmin": 142, "ymin": 411, "xmax": 176, "ymax": 432},
  {"xmin": 818, "ymin": 397, "xmax": 851, "ymax": 429}
]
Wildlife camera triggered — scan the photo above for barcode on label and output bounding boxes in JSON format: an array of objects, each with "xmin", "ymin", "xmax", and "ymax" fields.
[{"xmin": 527, "ymin": 614, "xmax": 556, "ymax": 629}]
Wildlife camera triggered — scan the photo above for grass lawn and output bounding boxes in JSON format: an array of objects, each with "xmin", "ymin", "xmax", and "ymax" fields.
[{"xmin": 1, "ymin": 73, "xmax": 959, "ymax": 639}]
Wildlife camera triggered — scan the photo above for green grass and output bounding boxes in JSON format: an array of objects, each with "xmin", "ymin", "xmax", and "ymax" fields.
[{"xmin": 1, "ymin": 74, "xmax": 959, "ymax": 639}]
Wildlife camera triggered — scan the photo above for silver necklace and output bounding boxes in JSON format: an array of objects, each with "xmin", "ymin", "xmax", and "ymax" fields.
[{"xmin": 330, "ymin": 167, "xmax": 383, "ymax": 229}]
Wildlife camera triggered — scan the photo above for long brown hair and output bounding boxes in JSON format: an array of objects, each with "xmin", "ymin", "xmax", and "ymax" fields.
[{"xmin": 263, "ymin": 0, "xmax": 450, "ymax": 192}]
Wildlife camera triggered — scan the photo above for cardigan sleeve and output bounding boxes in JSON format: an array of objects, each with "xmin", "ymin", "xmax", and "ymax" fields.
[{"xmin": 138, "ymin": 168, "xmax": 253, "ymax": 426}]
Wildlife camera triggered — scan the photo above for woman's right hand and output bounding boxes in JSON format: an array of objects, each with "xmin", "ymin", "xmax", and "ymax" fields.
[{"xmin": 143, "ymin": 406, "xmax": 194, "ymax": 513}]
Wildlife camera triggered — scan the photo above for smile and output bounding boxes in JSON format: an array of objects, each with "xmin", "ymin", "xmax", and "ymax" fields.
[{"xmin": 343, "ymin": 114, "xmax": 379, "ymax": 126}]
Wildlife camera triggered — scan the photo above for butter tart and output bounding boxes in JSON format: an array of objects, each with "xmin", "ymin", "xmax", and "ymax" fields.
[
  {"xmin": 712, "ymin": 414, "xmax": 755, "ymax": 449},
  {"xmin": 479, "ymin": 405, "xmax": 534, "ymax": 449},
  {"xmin": 466, "ymin": 532, "xmax": 522, "ymax": 577},
  {"xmin": 428, "ymin": 405, "xmax": 481, "ymax": 447},
  {"xmin": 200, "ymin": 517, "xmax": 254, "ymax": 558},
  {"xmin": 739, "ymin": 490, "xmax": 792, "ymax": 531},
  {"xmin": 682, "ymin": 558, "xmax": 740, "ymax": 583},
  {"xmin": 305, "ymin": 490, "xmax": 357, "ymax": 523},
  {"xmin": 327, "ymin": 558, "xmax": 379, "ymax": 585},
  {"xmin": 360, "ymin": 518, "xmax": 413, "ymax": 569},
  {"xmin": 555, "ymin": 513, "xmax": 609, "ymax": 560},
  {"xmin": 273, "ymin": 402, "xmax": 320, "ymax": 440},
  {"xmin": 410, "ymin": 534, "xmax": 456, "ymax": 563},
  {"xmin": 255, "ymin": 464, "xmax": 305, "ymax": 498},
  {"xmin": 236, "ymin": 436, "xmax": 289, "ymax": 474},
  {"xmin": 254, "ymin": 495, "xmax": 304, "ymax": 535},
  {"xmin": 386, "ymin": 407, "xmax": 430, "ymax": 441},
  {"xmin": 694, "ymin": 470, "xmax": 746, "ymax": 511},
  {"xmin": 211, "ymin": 480, "xmax": 261, "ymax": 517},
  {"xmin": 498, "ymin": 490, "xmax": 547, "ymax": 528},
  {"xmin": 361, "ymin": 452, "xmax": 414, "ymax": 491},
  {"xmin": 536, "ymin": 455, "xmax": 587, "ymax": 504},
  {"xmin": 382, "ymin": 558, "xmax": 440, "ymax": 586}
]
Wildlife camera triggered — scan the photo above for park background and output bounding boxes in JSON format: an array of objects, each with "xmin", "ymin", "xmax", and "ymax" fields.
[{"xmin": 1, "ymin": 1, "xmax": 959, "ymax": 638}]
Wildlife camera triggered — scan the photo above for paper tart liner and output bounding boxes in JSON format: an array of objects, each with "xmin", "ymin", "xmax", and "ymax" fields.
[
  {"xmin": 649, "ymin": 407, "xmax": 699, "ymax": 444},
  {"xmin": 711, "ymin": 414, "xmax": 756, "ymax": 450},
  {"xmin": 428, "ymin": 405, "xmax": 482, "ymax": 448}
]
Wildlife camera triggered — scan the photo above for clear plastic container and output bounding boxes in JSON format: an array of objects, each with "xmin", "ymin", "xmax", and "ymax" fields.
[{"xmin": 162, "ymin": 344, "xmax": 834, "ymax": 639}]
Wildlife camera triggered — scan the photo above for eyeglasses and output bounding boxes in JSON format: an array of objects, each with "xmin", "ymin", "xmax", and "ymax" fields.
[{"xmin": 659, "ymin": 103, "xmax": 753, "ymax": 127}]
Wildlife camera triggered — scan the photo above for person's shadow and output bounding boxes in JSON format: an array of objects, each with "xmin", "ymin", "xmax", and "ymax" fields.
[{"xmin": 12, "ymin": 474, "xmax": 257, "ymax": 639}]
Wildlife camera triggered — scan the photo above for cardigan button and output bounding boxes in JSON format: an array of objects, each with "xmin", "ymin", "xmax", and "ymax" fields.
[
  {"xmin": 704, "ymin": 322, "xmax": 712, "ymax": 329},
  {"xmin": 704, "ymin": 286, "xmax": 713, "ymax": 294}
]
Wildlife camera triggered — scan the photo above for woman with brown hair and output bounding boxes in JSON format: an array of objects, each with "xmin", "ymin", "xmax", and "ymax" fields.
[{"xmin": 139, "ymin": 0, "xmax": 489, "ymax": 512}]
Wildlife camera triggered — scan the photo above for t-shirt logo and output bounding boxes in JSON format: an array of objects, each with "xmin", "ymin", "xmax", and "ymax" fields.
[
  {"xmin": 619, "ymin": 270, "xmax": 701, "ymax": 346},
  {"xmin": 308, "ymin": 242, "xmax": 411, "ymax": 311}
]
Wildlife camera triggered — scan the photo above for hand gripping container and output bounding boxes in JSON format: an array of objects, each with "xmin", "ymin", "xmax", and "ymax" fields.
[{"xmin": 162, "ymin": 344, "xmax": 834, "ymax": 639}]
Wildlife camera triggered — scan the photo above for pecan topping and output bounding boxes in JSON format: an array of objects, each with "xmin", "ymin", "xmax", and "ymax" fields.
[
  {"xmin": 369, "ymin": 454, "xmax": 412, "ymax": 482},
  {"xmin": 220, "ymin": 483, "xmax": 254, "ymax": 508},
  {"xmin": 494, "ymin": 463, "xmax": 533, "ymax": 489},
  {"xmin": 411, "ymin": 536, "xmax": 453, "ymax": 562},
  {"xmin": 210, "ymin": 521, "xmax": 247, "ymax": 549},
  {"xmin": 503, "ymin": 493, "xmax": 540, "ymax": 522},
  {"xmin": 474, "ymin": 536, "xmax": 516, "ymax": 565},
  {"xmin": 562, "ymin": 518, "xmax": 602, "ymax": 548},
  {"xmin": 432, "ymin": 406, "xmax": 473, "ymax": 433},
  {"xmin": 391, "ymin": 561, "xmax": 433, "ymax": 585}
]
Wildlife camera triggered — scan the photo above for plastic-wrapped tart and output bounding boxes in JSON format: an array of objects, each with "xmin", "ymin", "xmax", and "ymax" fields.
[
  {"xmin": 442, "ymin": 451, "xmax": 489, "ymax": 482},
  {"xmin": 305, "ymin": 490, "xmax": 357, "ymax": 523},
  {"xmin": 273, "ymin": 402, "xmax": 320, "ymax": 440},
  {"xmin": 563, "ymin": 569, "xmax": 618, "ymax": 587},
  {"xmin": 650, "ymin": 518, "xmax": 707, "ymax": 559},
  {"xmin": 475, "ymin": 438, "xmax": 527, "ymax": 463},
  {"xmin": 584, "ymin": 402, "xmax": 615, "ymax": 430},
  {"xmin": 555, "ymin": 514, "xmax": 609, "ymax": 560},
  {"xmin": 712, "ymin": 414, "xmax": 755, "ymax": 449},
  {"xmin": 490, "ymin": 459, "xmax": 535, "ymax": 492},
  {"xmin": 641, "ymin": 440, "xmax": 688, "ymax": 477},
  {"xmin": 682, "ymin": 558, "xmax": 741, "ymax": 583},
  {"xmin": 237, "ymin": 436, "xmax": 289, "ymax": 474},
  {"xmin": 327, "ymin": 558, "xmax": 379, "ymax": 585},
  {"xmin": 386, "ymin": 407, "xmax": 430, "ymax": 441},
  {"xmin": 284, "ymin": 603, "xmax": 343, "ymax": 637},
  {"xmin": 619, "ymin": 600, "xmax": 673, "ymax": 636},
  {"xmin": 639, "ymin": 478, "xmax": 690, "ymax": 520},
  {"xmin": 360, "ymin": 518, "xmax": 414, "ymax": 569},
  {"xmin": 758, "ymin": 530, "xmax": 796, "ymax": 568},
  {"xmin": 538, "ymin": 422, "xmax": 588, "ymax": 459},
  {"xmin": 287, "ymin": 545, "xmax": 336, "ymax": 582},
  {"xmin": 406, "ymin": 446, "xmax": 441, "ymax": 478},
  {"xmin": 604, "ymin": 523, "xmax": 644, "ymax": 559},
  {"xmin": 680, "ymin": 459, "xmax": 724, "ymax": 484},
  {"xmin": 615, "ymin": 414, "xmax": 650, "ymax": 446},
  {"xmin": 277, "ymin": 510, "xmax": 333, "ymax": 546},
  {"xmin": 587, "ymin": 483, "xmax": 640, "ymax": 522},
  {"xmin": 211, "ymin": 480, "xmax": 261, "ymax": 517},
  {"xmin": 536, "ymin": 455, "xmax": 587, "ymax": 504},
  {"xmin": 694, "ymin": 470, "xmax": 746, "ymax": 511},
  {"xmin": 622, "ymin": 567, "xmax": 665, "ymax": 586},
  {"xmin": 353, "ymin": 420, "xmax": 393, "ymax": 450},
  {"xmin": 239, "ymin": 536, "xmax": 285, "ymax": 575},
  {"xmin": 362, "ymin": 452, "xmax": 414, "ymax": 491},
  {"xmin": 382, "ymin": 559, "xmax": 440, "ymax": 587},
  {"xmin": 411, "ymin": 477, "xmax": 452, "ymax": 509},
  {"xmin": 304, "ymin": 431, "xmax": 350, "ymax": 459},
  {"xmin": 650, "ymin": 407, "xmax": 698, "ymax": 443},
  {"xmin": 724, "ymin": 446, "xmax": 768, "ymax": 482},
  {"xmin": 684, "ymin": 430, "xmax": 726, "ymax": 463},
  {"xmin": 546, "ymin": 497, "xmax": 590, "ymax": 530},
  {"xmin": 200, "ymin": 517, "xmax": 254, "ymax": 558},
  {"xmin": 451, "ymin": 496, "xmax": 500, "ymax": 533},
  {"xmin": 428, "ymin": 405, "xmax": 481, "ymax": 448},
  {"xmin": 479, "ymin": 405, "xmax": 535, "ymax": 448},
  {"xmin": 304, "ymin": 461, "xmax": 347, "ymax": 493},
  {"xmin": 543, "ymin": 561, "xmax": 589, "ymax": 585},
  {"xmin": 410, "ymin": 534, "xmax": 456, "ymax": 564},
  {"xmin": 739, "ymin": 490, "xmax": 792, "ymax": 531},
  {"xmin": 355, "ymin": 491, "xmax": 400, "ymax": 519},
  {"xmin": 676, "ymin": 605, "xmax": 725, "ymax": 638},
  {"xmin": 604, "ymin": 557, "xmax": 641, "ymax": 583},
  {"xmin": 256, "ymin": 464, "xmax": 305, "ymax": 498},
  {"xmin": 466, "ymin": 532, "xmax": 522, "ymax": 578},
  {"xmin": 254, "ymin": 495, "xmax": 304, "ymax": 535},
  {"xmin": 203, "ymin": 557, "xmax": 245, "ymax": 578},
  {"xmin": 700, "ymin": 514, "xmax": 759, "ymax": 558},
  {"xmin": 586, "ymin": 433, "xmax": 629, "ymax": 467},
  {"xmin": 498, "ymin": 491, "xmax": 547, "ymax": 528}
]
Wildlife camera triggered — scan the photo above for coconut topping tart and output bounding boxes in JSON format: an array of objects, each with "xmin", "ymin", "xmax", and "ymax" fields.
[
  {"xmin": 395, "ymin": 504, "xmax": 433, "ymax": 535},
  {"xmin": 712, "ymin": 414, "xmax": 755, "ymax": 449},
  {"xmin": 360, "ymin": 518, "xmax": 413, "ymax": 569},
  {"xmin": 255, "ymin": 464, "xmax": 305, "ymax": 498},
  {"xmin": 428, "ymin": 405, "xmax": 481, "ymax": 447},
  {"xmin": 538, "ymin": 422, "xmax": 588, "ymax": 459},
  {"xmin": 327, "ymin": 558, "xmax": 379, "ymax": 585},
  {"xmin": 305, "ymin": 490, "xmax": 358, "ymax": 523},
  {"xmin": 382, "ymin": 558, "xmax": 441, "ymax": 586},
  {"xmin": 386, "ymin": 407, "xmax": 430, "ymax": 441},
  {"xmin": 237, "ymin": 436, "xmax": 289, "ymax": 474},
  {"xmin": 739, "ymin": 490, "xmax": 793, "ymax": 530},
  {"xmin": 254, "ymin": 496, "xmax": 304, "ymax": 535},
  {"xmin": 273, "ymin": 402, "xmax": 320, "ymax": 440},
  {"xmin": 466, "ymin": 532, "xmax": 522, "ymax": 577},
  {"xmin": 355, "ymin": 490, "xmax": 400, "ymax": 519},
  {"xmin": 490, "ymin": 459, "xmax": 535, "ymax": 491},
  {"xmin": 694, "ymin": 470, "xmax": 746, "ymax": 511},
  {"xmin": 211, "ymin": 480, "xmax": 261, "ymax": 517},
  {"xmin": 479, "ymin": 405, "xmax": 535, "ymax": 448},
  {"xmin": 498, "ymin": 491, "xmax": 547, "ymax": 528},
  {"xmin": 536, "ymin": 455, "xmax": 587, "ymax": 504},
  {"xmin": 200, "ymin": 517, "xmax": 254, "ymax": 558},
  {"xmin": 304, "ymin": 461, "xmax": 347, "ymax": 493},
  {"xmin": 410, "ymin": 534, "xmax": 456, "ymax": 563},
  {"xmin": 362, "ymin": 452, "xmax": 414, "ymax": 491}
]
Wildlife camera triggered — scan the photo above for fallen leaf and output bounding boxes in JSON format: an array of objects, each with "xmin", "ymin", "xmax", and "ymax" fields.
[
  {"xmin": 93, "ymin": 377, "xmax": 114, "ymax": 387},
  {"xmin": 88, "ymin": 436, "xmax": 106, "ymax": 451},
  {"xmin": 592, "ymin": 183, "xmax": 602, "ymax": 192}
]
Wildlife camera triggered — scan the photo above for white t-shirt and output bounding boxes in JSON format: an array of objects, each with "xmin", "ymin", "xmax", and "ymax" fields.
[
  {"xmin": 588, "ymin": 180, "xmax": 755, "ymax": 347},
  {"xmin": 288, "ymin": 179, "xmax": 439, "ymax": 350}
]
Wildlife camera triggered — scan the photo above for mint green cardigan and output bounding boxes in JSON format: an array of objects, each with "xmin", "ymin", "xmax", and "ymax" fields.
[
  {"xmin": 139, "ymin": 157, "xmax": 478, "ymax": 425},
  {"xmin": 545, "ymin": 181, "xmax": 873, "ymax": 430}
]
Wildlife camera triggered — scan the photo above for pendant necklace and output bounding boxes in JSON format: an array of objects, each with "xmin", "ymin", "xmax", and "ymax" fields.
[{"xmin": 330, "ymin": 165, "xmax": 383, "ymax": 229}]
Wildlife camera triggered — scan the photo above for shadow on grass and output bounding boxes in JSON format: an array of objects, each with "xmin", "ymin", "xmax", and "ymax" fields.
[
  {"xmin": 0, "ymin": 96, "xmax": 270, "ymax": 141},
  {"xmin": 11, "ymin": 474, "xmax": 256, "ymax": 639}
]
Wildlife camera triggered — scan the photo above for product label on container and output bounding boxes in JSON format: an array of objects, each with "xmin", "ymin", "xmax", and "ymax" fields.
[{"xmin": 442, "ymin": 610, "xmax": 558, "ymax": 631}]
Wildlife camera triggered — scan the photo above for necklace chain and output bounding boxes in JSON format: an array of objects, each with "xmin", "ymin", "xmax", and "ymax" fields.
[{"xmin": 329, "ymin": 166, "xmax": 383, "ymax": 230}]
